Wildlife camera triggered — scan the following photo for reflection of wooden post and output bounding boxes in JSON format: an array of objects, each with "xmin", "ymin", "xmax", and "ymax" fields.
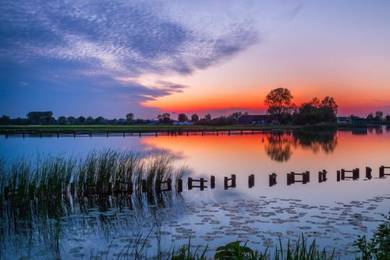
[
  {"xmin": 210, "ymin": 176, "xmax": 215, "ymax": 189},
  {"xmin": 269, "ymin": 173, "xmax": 277, "ymax": 187},
  {"xmin": 177, "ymin": 179, "xmax": 183, "ymax": 193},
  {"xmin": 366, "ymin": 167, "xmax": 372, "ymax": 180},
  {"xmin": 248, "ymin": 174, "xmax": 255, "ymax": 188}
]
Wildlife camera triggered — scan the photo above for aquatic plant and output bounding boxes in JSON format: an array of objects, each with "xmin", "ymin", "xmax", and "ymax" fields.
[
  {"xmin": 0, "ymin": 150, "xmax": 184, "ymax": 217},
  {"xmin": 169, "ymin": 236, "xmax": 335, "ymax": 260},
  {"xmin": 354, "ymin": 212, "xmax": 390, "ymax": 259}
]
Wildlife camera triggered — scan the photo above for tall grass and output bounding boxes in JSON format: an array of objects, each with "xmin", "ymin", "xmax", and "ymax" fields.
[{"xmin": 0, "ymin": 150, "xmax": 184, "ymax": 215}]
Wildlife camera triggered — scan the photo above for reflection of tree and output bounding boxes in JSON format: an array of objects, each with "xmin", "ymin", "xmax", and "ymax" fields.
[
  {"xmin": 292, "ymin": 130, "xmax": 338, "ymax": 154},
  {"xmin": 265, "ymin": 133, "xmax": 293, "ymax": 162},
  {"xmin": 264, "ymin": 130, "xmax": 338, "ymax": 162}
]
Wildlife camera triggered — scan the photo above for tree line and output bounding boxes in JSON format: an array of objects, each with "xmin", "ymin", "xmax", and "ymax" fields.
[{"xmin": 1, "ymin": 88, "xmax": 389, "ymax": 125}]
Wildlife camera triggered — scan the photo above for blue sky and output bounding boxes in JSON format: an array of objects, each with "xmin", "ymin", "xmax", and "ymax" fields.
[{"xmin": 1, "ymin": 0, "xmax": 390, "ymax": 118}]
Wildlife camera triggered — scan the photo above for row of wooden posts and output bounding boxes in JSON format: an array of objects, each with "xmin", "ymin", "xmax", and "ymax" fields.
[
  {"xmin": 176, "ymin": 165, "xmax": 390, "ymax": 192},
  {"xmin": 3, "ymin": 166, "xmax": 389, "ymax": 198}
]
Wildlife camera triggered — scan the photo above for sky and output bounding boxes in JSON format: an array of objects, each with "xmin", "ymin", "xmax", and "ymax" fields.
[{"xmin": 1, "ymin": 0, "xmax": 390, "ymax": 119}]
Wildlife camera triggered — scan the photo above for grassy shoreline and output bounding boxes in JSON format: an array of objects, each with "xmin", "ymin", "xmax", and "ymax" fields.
[{"xmin": 0, "ymin": 123, "xmax": 339, "ymax": 135}]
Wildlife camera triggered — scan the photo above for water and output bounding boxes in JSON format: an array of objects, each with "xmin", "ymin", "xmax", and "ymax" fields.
[{"xmin": 1, "ymin": 128, "xmax": 390, "ymax": 258}]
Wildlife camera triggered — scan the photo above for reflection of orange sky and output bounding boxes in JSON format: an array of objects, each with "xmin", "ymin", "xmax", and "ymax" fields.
[{"xmin": 141, "ymin": 131, "xmax": 390, "ymax": 176}]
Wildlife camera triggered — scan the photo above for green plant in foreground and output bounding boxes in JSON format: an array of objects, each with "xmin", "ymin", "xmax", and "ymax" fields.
[
  {"xmin": 354, "ymin": 212, "xmax": 390, "ymax": 259},
  {"xmin": 171, "ymin": 236, "xmax": 335, "ymax": 260}
]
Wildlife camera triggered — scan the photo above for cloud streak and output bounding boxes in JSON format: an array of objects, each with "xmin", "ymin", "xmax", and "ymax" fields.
[{"xmin": 0, "ymin": 0, "xmax": 301, "ymax": 117}]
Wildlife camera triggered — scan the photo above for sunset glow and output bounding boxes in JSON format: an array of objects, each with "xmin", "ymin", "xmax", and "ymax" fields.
[{"xmin": 1, "ymin": 1, "xmax": 390, "ymax": 118}]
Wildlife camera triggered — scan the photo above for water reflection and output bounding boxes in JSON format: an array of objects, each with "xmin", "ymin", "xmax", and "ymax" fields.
[
  {"xmin": 265, "ymin": 130, "xmax": 337, "ymax": 162},
  {"xmin": 264, "ymin": 133, "xmax": 293, "ymax": 162}
]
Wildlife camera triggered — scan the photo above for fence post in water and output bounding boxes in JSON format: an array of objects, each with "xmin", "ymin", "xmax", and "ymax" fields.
[
  {"xmin": 303, "ymin": 171, "xmax": 310, "ymax": 184},
  {"xmin": 337, "ymin": 170, "xmax": 341, "ymax": 182},
  {"xmin": 188, "ymin": 177, "xmax": 207, "ymax": 190},
  {"xmin": 366, "ymin": 167, "xmax": 372, "ymax": 180},
  {"xmin": 224, "ymin": 174, "xmax": 236, "ymax": 190},
  {"xmin": 248, "ymin": 174, "xmax": 255, "ymax": 188},
  {"xmin": 287, "ymin": 172, "xmax": 294, "ymax": 185},
  {"xmin": 379, "ymin": 166, "xmax": 390, "ymax": 178},
  {"xmin": 269, "ymin": 173, "xmax": 277, "ymax": 187},
  {"xmin": 319, "ymin": 170, "xmax": 325, "ymax": 183},
  {"xmin": 210, "ymin": 176, "xmax": 215, "ymax": 189},
  {"xmin": 353, "ymin": 168, "xmax": 360, "ymax": 180},
  {"xmin": 188, "ymin": 177, "xmax": 193, "ymax": 190}
]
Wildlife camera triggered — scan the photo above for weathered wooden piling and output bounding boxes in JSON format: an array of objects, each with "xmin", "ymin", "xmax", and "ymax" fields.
[
  {"xmin": 224, "ymin": 174, "xmax": 236, "ymax": 190},
  {"xmin": 269, "ymin": 173, "xmax": 277, "ymax": 187},
  {"xmin": 210, "ymin": 176, "xmax": 215, "ymax": 189},
  {"xmin": 318, "ymin": 170, "xmax": 327, "ymax": 183},
  {"xmin": 287, "ymin": 171, "xmax": 310, "ymax": 185},
  {"xmin": 248, "ymin": 174, "xmax": 255, "ymax": 188},
  {"xmin": 379, "ymin": 166, "xmax": 390, "ymax": 178},
  {"xmin": 188, "ymin": 177, "xmax": 207, "ymax": 190},
  {"xmin": 366, "ymin": 167, "xmax": 372, "ymax": 180},
  {"xmin": 340, "ymin": 168, "xmax": 359, "ymax": 180}
]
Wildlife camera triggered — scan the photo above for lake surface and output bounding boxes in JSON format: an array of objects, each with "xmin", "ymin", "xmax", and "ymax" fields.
[{"xmin": 1, "ymin": 128, "xmax": 390, "ymax": 259}]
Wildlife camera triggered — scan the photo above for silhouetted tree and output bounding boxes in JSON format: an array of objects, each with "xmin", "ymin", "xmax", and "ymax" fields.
[
  {"xmin": 58, "ymin": 116, "xmax": 67, "ymax": 125},
  {"xmin": 86, "ymin": 116, "xmax": 95, "ymax": 124},
  {"xmin": 320, "ymin": 96, "xmax": 338, "ymax": 122},
  {"xmin": 157, "ymin": 113, "xmax": 171, "ymax": 124},
  {"xmin": 126, "ymin": 113, "xmax": 134, "ymax": 123},
  {"xmin": 367, "ymin": 114, "xmax": 374, "ymax": 121},
  {"xmin": 0, "ymin": 115, "xmax": 10, "ymax": 125},
  {"xmin": 375, "ymin": 111, "xmax": 384, "ymax": 121},
  {"xmin": 27, "ymin": 111, "xmax": 54, "ymax": 124},
  {"xmin": 191, "ymin": 114, "xmax": 199, "ymax": 122},
  {"xmin": 94, "ymin": 116, "xmax": 106, "ymax": 124},
  {"xmin": 204, "ymin": 114, "xmax": 212, "ymax": 121},
  {"xmin": 67, "ymin": 116, "xmax": 76, "ymax": 124},
  {"xmin": 77, "ymin": 116, "xmax": 86, "ymax": 124},
  {"xmin": 178, "ymin": 113, "xmax": 188, "ymax": 122},
  {"xmin": 386, "ymin": 115, "xmax": 390, "ymax": 122},
  {"xmin": 264, "ymin": 88, "xmax": 294, "ymax": 123},
  {"xmin": 294, "ymin": 97, "xmax": 338, "ymax": 124}
]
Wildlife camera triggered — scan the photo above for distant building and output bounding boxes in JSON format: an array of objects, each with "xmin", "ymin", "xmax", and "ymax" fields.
[
  {"xmin": 337, "ymin": 117, "xmax": 351, "ymax": 125},
  {"xmin": 238, "ymin": 115, "xmax": 273, "ymax": 125}
]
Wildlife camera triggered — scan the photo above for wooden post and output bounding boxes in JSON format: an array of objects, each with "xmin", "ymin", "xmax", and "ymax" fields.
[
  {"xmin": 337, "ymin": 170, "xmax": 341, "ymax": 182},
  {"xmin": 248, "ymin": 174, "xmax": 255, "ymax": 188},
  {"xmin": 269, "ymin": 173, "xmax": 277, "ymax": 187},
  {"xmin": 224, "ymin": 174, "xmax": 236, "ymax": 190},
  {"xmin": 210, "ymin": 176, "xmax": 215, "ymax": 189},
  {"xmin": 366, "ymin": 167, "xmax": 372, "ymax": 180}
]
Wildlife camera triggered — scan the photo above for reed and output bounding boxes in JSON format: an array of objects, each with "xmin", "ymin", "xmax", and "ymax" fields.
[{"xmin": 0, "ymin": 150, "xmax": 183, "ymax": 212}]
